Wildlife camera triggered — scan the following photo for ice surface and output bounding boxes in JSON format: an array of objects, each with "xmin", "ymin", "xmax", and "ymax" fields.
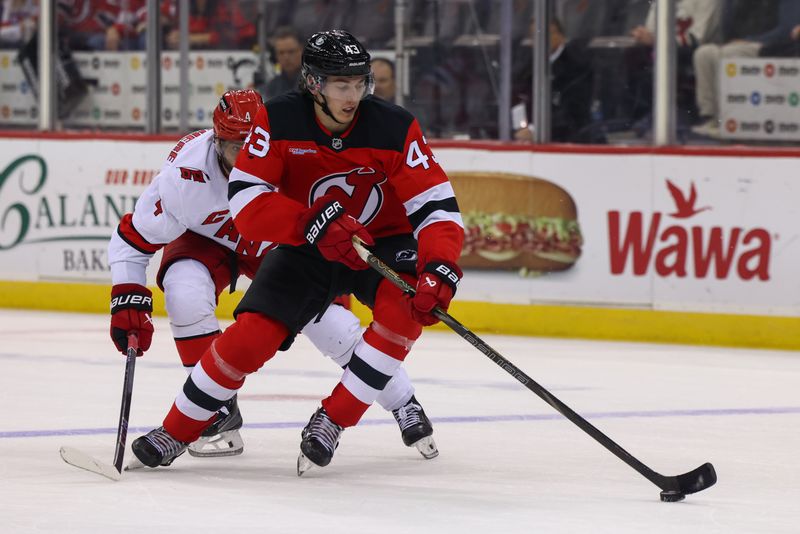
[{"xmin": 1, "ymin": 309, "xmax": 798, "ymax": 533}]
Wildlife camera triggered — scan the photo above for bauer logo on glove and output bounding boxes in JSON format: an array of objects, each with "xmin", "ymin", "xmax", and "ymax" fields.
[
  {"xmin": 109, "ymin": 283, "xmax": 154, "ymax": 355},
  {"xmin": 410, "ymin": 260, "xmax": 463, "ymax": 326},
  {"xmin": 305, "ymin": 200, "xmax": 345, "ymax": 244},
  {"xmin": 110, "ymin": 293, "xmax": 153, "ymax": 312},
  {"xmin": 433, "ymin": 263, "xmax": 461, "ymax": 287},
  {"xmin": 298, "ymin": 196, "xmax": 374, "ymax": 270}
]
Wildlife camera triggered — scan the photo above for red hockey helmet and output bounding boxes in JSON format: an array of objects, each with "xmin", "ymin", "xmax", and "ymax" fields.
[{"xmin": 212, "ymin": 89, "xmax": 264, "ymax": 142}]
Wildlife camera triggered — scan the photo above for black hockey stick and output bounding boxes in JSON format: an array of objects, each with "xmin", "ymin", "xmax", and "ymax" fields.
[
  {"xmin": 60, "ymin": 333, "xmax": 138, "ymax": 480},
  {"xmin": 352, "ymin": 238, "xmax": 716, "ymax": 501},
  {"xmin": 113, "ymin": 333, "xmax": 138, "ymax": 472}
]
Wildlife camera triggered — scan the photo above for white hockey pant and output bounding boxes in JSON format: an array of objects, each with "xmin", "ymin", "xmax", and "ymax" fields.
[{"xmin": 302, "ymin": 303, "xmax": 415, "ymax": 412}]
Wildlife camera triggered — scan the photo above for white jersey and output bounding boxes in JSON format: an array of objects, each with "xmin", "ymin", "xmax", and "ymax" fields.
[{"xmin": 109, "ymin": 129, "xmax": 274, "ymax": 286}]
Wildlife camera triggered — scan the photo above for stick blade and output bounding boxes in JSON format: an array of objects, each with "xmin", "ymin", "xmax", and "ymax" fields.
[
  {"xmin": 676, "ymin": 462, "xmax": 716, "ymax": 495},
  {"xmin": 59, "ymin": 446, "xmax": 122, "ymax": 481}
]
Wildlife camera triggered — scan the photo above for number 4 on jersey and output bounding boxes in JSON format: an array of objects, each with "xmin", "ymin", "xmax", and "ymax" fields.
[{"xmin": 406, "ymin": 137, "xmax": 437, "ymax": 170}]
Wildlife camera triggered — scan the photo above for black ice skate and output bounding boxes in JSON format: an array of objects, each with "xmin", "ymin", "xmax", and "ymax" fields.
[
  {"xmin": 130, "ymin": 426, "xmax": 189, "ymax": 468},
  {"xmin": 297, "ymin": 407, "xmax": 344, "ymax": 476},
  {"xmin": 393, "ymin": 396, "xmax": 438, "ymax": 459},
  {"xmin": 188, "ymin": 395, "xmax": 244, "ymax": 457}
]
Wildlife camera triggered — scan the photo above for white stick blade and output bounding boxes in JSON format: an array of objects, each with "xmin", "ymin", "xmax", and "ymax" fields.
[{"xmin": 59, "ymin": 446, "xmax": 122, "ymax": 481}]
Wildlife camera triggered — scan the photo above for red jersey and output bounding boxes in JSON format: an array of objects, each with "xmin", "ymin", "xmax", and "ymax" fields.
[{"xmin": 228, "ymin": 92, "xmax": 464, "ymax": 270}]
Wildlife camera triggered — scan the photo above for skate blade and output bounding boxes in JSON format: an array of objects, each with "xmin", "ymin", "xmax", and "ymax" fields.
[
  {"xmin": 188, "ymin": 429, "xmax": 244, "ymax": 458},
  {"xmin": 297, "ymin": 453, "xmax": 315, "ymax": 477},
  {"xmin": 412, "ymin": 436, "xmax": 439, "ymax": 459}
]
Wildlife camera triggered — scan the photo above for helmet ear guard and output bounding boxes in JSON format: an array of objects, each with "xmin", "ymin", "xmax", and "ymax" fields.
[{"xmin": 302, "ymin": 68, "xmax": 324, "ymax": 93}]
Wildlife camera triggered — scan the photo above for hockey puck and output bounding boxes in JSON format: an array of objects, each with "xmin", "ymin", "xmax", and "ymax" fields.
[{"xmin": 660, "ymin": 490, "xmax": 686, "ymax": 502}]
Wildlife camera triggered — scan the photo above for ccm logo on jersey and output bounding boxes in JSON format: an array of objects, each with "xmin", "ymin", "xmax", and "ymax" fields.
[
  {"xmin": 110, "ymin": 294, "xmax": 153, "ymax": 312},
  {"xmin": 179, "ymin": 167, "xmax": 208, "ymax": 183},
  {"xmin": 306, "ymin": 201, "xmax": 345, "ymax": 244}
]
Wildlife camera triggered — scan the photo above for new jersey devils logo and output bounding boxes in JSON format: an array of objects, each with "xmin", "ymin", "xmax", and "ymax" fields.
[{"xmin": 308, "ymin": 167, "xmax": 387, "ymax": 225}]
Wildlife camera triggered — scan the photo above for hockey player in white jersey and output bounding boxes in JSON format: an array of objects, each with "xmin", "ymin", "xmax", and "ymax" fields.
[{"xmin": 108, "ymin": 89, "xmax": 437, "ymax": 462}]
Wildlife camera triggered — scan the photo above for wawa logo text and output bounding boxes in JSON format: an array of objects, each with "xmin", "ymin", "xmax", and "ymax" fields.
[{"xmin": 607, "ymin": 180, "xmax": 771, "ymax": 281}]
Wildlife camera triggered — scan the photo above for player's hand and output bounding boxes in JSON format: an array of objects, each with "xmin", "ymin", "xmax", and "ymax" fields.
[
  {"xmin": 299, "ymin": 195, "xmax": 374, "ymax": 269},
  {"xmin": 410, "ymin": 261, "xmax": 462, "ymax": 326},
  {"xmin": 110, "ymin": 283, "xmax": 153, "ymax": 355}
]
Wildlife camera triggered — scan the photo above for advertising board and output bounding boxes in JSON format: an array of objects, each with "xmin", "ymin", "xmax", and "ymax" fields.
[
  {"xmin": 719, "ymin": 58, "xmax": 800, "ymax": 141},
  {"xmin": 1, "ymin": 140, "xmax": 798, "ymax": 319}
]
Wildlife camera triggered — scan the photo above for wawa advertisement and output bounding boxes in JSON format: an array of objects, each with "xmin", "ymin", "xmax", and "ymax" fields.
[
  {"xmin": 0, "ymin": 138, "xmax": 798, "ymax": 317},
  {"xmin": 436, "ymin": 149, "xmax": 799, "ymax": 317}
]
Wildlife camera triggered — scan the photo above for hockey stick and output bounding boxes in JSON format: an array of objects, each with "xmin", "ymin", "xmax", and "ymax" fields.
[
  {"xmin": 60, "ymin": 333, "xmax": 138, "ymax": 481},
  {"xmin": 352, "ymin": 238, "xmax": 716, "ymax": 501}
]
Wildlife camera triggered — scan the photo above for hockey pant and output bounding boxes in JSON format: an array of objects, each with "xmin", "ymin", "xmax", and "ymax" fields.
[{"xmin": 161, "ymin": 263, "xmax": 418, "ymax": 441}]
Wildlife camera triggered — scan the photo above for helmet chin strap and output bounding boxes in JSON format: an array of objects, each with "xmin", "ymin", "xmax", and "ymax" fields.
[
  {"xmin": 214, "ymin": 137, "xmax": 235, "ymax": 178},
  {"xmin": 314, "ymin": 92, "xmax": 346, "ymax": 125},
  {"xmin": 217, "ymin": 154, "xmax": 232, "ymax": 178}
]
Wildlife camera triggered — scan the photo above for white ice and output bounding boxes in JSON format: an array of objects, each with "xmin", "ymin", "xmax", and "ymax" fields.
[{"xmin": 1, "ymin": 309, "xmax": 799, "ymax": 533}]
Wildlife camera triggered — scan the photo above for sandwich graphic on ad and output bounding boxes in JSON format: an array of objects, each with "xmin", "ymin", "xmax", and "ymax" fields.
[{"xmin": 449, "ymin": 172, "xmax": 583, "ymax": 273}]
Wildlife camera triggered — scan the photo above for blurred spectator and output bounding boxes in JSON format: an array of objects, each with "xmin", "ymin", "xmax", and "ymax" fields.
[
  {"xmin": 164, "ymin": 0, "xmax": 255, "ymax": 50},
  {"xmin": 0, "ymin": 0, "xmax": 37, "ymax": 48},
  {"xmin": 626, "ymin": 0, "xmax": 722, "ymax": 134},
  {"xmin": 513, "ymin": 18, "xmax": 594, "ymax": 143},
  {"xmin": 692, "ymin": 0, "xmax": 800, "ymax": 137},
  {"xmin": 370, "ymin": 57, "xmax": 429, "ymax": 130},
  {"xmin": 105, "ymin": 0, "xmax": 146, "ymax": 51},
  {"xmin": 760, "ymin": 24, "xmax": 800, "ymax": 57},
  {"xmin": 630, "ymin": 0, "xmax": 722, "ymax": 47},
  {"xmin": 555, "ymin": 0, "xmax": 611, "ymax": 41},
  {"xmin": 262, "ymin": 26, "xmax": 303, "ymax": 99},
  {"xmin": 371, "ymin": 57, "xmax": 396, "ymax": 101},
  {"xmin": 57, "ymin": 0, "xmax": 119, "ymax": 50}
]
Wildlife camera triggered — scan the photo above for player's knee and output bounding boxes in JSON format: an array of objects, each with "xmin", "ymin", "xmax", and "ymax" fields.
[
  {"xmin": 167, "ymin": 299, "xmax": 217, "ymax": 333},
  {"xmin": 215, "ymin": 312, "xmax": 289, "ymax": 374},
  {"xmin": 303, "ymin": 303, "xmax": 362, "ymax": 365},
  {"xmin": 372, "ymin": 276, "xmax": 423, "ymax": 340},
  {"xmin": 163, "ymin": 260, "xmax": 217, "ymax": 328}
]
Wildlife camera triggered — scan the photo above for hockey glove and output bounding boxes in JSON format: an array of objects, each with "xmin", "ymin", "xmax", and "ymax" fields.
[
  {"xmin": 410, "ymin": 261, "xmax": 462, "ymax": 326},
  {"xmin": 110, "ymin": 283, "xmax": 153, "ymax": 356},
  {"xmin": 298, "ymin": 195, "xmax": 374, "ymax": 270}
]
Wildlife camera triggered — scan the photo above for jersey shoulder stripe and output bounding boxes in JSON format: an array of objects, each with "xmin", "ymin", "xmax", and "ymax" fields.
[{"xmin": 117, "ymin": 213, "xmax": 162, "ymax": 254}]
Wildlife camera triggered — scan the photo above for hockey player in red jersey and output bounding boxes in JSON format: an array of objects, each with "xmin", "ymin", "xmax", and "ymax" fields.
[
  {"xmin": 111, "ymin": 88, "xmax": 439, "ymax": 463},
  {"xmin": 131, "ymin": 31, "xmax": 464, "ymax": 474}
]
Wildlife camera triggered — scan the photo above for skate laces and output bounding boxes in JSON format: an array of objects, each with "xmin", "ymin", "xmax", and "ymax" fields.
[
  {"xmin": 393, "ymin": 401, "xmax": 423, "ymax": 431},
  {"xmin": 145, "ymin": 427, "xmax": 186, "ymax": 458},
  {"xmin": 304, "ymin": 408, "xmax": 343, "ymax": 453}
]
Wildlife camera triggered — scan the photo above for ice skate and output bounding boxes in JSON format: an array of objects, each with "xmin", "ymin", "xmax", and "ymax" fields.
[
  {"xmin": 131, "ymin": 426, "xmax": 189, "ymax": 468},
  {"xmin": 393, "ymin": 396, "xmax": 438, "ymax": 459},
  {"xmin": 188, "ymin": 395, "xmax": 244, "ymax": 457},
  {"xmin": 297, "ymin": 407, "xmax": 344, "ymax": 476}
]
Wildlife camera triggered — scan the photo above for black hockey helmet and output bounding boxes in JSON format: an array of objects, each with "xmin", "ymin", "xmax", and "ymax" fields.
[
  {"xmin": 301, "ymin": 30, "xmax": 374, "ymax": 124},
  {"xmin": 302, "ymin": 30, "xmax": 372, "ymax": 79}
]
